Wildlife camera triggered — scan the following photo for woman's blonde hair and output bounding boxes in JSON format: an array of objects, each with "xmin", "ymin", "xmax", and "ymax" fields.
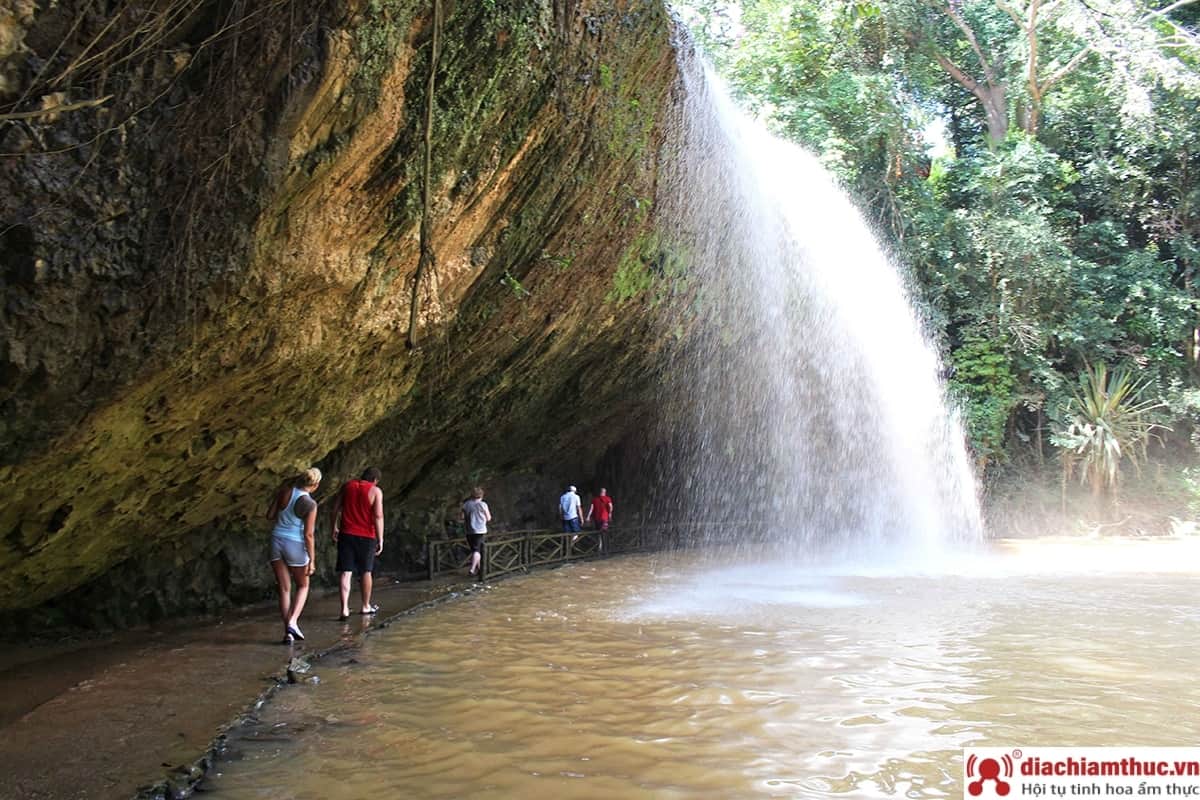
[{"xmin": 297, "ymin": 467, "xmax": 322, "ymax": 488}]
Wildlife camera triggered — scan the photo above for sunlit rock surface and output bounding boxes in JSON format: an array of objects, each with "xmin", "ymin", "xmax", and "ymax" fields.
[{"xmin": 0, "ymin": 0, "xmax": 682, "ymax": 625}]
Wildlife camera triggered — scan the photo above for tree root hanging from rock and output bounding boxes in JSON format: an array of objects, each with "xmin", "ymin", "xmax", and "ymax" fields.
[{"xmin": 406, "ymin": 0, "xmax": 443, "ymax": 351}]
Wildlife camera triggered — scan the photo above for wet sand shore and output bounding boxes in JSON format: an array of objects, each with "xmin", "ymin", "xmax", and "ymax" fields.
[{"xmin": 0, "ymin": 576, "xmax": 471, "ymax": 800}]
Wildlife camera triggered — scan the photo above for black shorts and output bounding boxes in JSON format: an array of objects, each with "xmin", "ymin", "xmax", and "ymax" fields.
[
  {"xmin": 464, "ymin": 533, "xmax": 484, "ymax": 554},
  {"xmin": 336, "ymin": 535, "xmax": 376, "ymax": 575}
]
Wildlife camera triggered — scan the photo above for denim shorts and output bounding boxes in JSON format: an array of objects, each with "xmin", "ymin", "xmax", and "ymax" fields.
[{"xmin": 269, "ymin": 535, "xmax": 309, "ymax": 567}]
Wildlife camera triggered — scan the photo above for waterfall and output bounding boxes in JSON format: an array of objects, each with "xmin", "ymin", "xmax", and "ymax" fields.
[{"xmin": 651, "ymin": 45, "xmax": 982, "ymax": 562}]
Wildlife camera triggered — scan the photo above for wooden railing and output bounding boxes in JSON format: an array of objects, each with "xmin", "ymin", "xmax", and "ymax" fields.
[{"xmin": 426, "ymin": 524, "xmax": 691, "ymax": 581}]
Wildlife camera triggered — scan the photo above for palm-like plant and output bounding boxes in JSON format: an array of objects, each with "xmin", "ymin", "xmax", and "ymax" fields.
[{"xmin": 1051, "ymin": 363, "xmax": 1166, "ymax": 500}]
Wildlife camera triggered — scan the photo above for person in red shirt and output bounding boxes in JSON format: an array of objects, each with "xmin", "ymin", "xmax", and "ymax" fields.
[
  {"xmin": 585, "ymin": 487, "xmax": 614, "ymax": 531},
  {"xmin": 332, "ymin": 467, "xmax": 384, "ymax": 620}
]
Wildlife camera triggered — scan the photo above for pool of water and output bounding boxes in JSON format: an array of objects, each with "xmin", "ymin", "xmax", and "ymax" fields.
[{"xmin": 204, "ymin": 540, "xmax": 1200, "ymax": 798}]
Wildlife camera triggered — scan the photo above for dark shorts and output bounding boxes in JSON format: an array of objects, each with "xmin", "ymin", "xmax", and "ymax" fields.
[
  {"xmin": 594, "ymin": 519, "xmax": 609, "ymax": 531},
  {"xmin": 336, "ymin": 534, "xmax": 376, "ymax": 575},
  {"xmin": 464, "ymin": 533, "xmax": 484, "ymax": 554},
  {"xmin": 562, "ymin": 517, "xmax": 581, "ymax": 533}
]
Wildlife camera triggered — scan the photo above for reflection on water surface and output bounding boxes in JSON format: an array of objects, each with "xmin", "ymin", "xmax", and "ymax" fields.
[{"xmin": 205, "ymin": 542, "xmax": 1200, "ymax": 799}]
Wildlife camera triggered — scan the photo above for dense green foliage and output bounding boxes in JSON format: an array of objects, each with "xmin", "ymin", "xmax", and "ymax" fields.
[{"xmin": 682, "ymin": 0, "xmax": 1200, "ymax": 471}]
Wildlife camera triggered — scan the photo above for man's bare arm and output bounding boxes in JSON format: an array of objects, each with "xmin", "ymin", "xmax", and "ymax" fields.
[
  {"xmin": 373, "ymin": 488, "xmax": 385, "ymax": 555},
  {"xmin": 331, "ymin": 490, "xmax": 343, "ymax": 540}
]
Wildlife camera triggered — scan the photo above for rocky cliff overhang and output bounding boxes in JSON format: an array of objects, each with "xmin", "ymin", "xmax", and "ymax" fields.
[{"xmin": 0, "ymin": 0, "xmax": 690, "ymax": 617}]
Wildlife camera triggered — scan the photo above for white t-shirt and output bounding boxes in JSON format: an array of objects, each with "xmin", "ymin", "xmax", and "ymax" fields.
[
  {"xmin": 559, "ymin": 491, "xmax": 580, "ymax": 520},
  {"xmin": 463, "ymin": 499, "xmax": 490, "ymax": 534}
]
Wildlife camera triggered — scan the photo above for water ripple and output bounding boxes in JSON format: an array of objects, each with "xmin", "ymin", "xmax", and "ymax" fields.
[{"xmin": 205, "ymin": 550, "xmax": 1200, "ymax": 798}]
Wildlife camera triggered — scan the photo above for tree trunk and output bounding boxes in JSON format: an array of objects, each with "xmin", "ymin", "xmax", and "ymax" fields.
[{"xmin": 982, "ymin": 83, "xmax": 1008, "ymax": 147}]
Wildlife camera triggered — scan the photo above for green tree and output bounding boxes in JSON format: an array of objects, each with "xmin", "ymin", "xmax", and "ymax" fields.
[
  {"xmin": 893, "ymin": 0, "xmax": 1200, "ymax": 147},
  {"xmin": 949, "ymin": 333, "xmax": 1019, "ymax": 465}
]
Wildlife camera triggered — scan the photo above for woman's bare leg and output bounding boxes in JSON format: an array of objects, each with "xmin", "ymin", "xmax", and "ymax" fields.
[
  {"xmin": 286, "ymin": 565, "xmax": 310, "ymax": 631},
  {"xmin": 271, "ymin": 559, "xmax": 292, "ymax": 625}
]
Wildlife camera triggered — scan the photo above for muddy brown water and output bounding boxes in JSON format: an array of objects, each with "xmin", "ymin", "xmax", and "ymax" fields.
[{"xmin": 201, "ymin": 541, "xmax": 1200, "ymax": 799}]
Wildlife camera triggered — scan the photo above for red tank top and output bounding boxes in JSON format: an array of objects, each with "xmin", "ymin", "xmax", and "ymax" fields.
[{"xmin": 340, "ymin": 479, "xmax": 376, "ymax": 538}]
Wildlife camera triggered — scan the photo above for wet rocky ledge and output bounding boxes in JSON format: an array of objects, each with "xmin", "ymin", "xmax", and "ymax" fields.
[{"xmin": 0, "ymin": 575, "xmax": 481, "ymax": 800}]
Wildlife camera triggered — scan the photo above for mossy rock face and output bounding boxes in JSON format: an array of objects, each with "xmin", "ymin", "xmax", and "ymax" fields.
[{"xmin": 0, "ymin": 0, "xmax": 687, "ymax": 625}]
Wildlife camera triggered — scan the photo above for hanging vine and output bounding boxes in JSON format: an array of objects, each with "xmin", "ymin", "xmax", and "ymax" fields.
[{"xmin": 405, "ymin": 0, "xmax": 443, "ymax": 350}]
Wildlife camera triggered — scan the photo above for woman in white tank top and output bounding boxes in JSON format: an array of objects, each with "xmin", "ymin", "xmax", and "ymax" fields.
[{"xmin": 266, "ymin": 467, "xmax": 321, "ymax": 643}]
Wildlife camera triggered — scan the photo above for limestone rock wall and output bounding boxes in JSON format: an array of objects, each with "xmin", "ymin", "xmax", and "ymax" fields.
[{"xmin": 0, "ymin": 0, "xmax": 687, "ymax": 623}]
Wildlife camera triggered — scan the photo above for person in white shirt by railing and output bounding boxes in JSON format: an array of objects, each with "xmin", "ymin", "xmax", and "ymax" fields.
[
  {"xmin": 558, "ymin": 485, "xmax": 582, "ymax": 534},
  {"xmin": 461, "ymin": 487, "xmax": 491, "ymax": 576}
]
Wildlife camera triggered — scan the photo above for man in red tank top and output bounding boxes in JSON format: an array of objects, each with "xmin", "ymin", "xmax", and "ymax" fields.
[
  {"xmin": 332, "ymin": 467, "xmax": 384, "ymax": 620},
  {"xmin": 586, "ymin": 487, "xmax": 614, "ymax": 530}
]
